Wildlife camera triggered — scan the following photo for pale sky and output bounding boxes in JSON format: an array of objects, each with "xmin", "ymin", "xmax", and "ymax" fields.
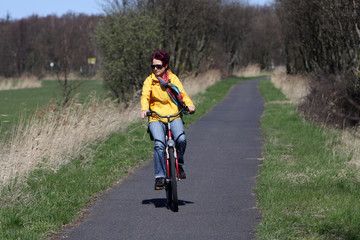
[{"xmin": 1, "ymin": 0, "xmax": 274, "ymax": 20}]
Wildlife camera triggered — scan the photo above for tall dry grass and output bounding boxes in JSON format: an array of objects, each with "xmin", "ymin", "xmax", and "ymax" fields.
[
  {"xmin": 0, "ymin": 76, "xmax": 42, "ymax": 90},
  {"xmin": 232, "ymin": 64, "xmax": 271, "ymax": 78},
  {"xmin": 334, "ymin": 129, "xmax": 360, "ymax": 168},
  {"xmin": 270, "ymin": 66, "xmax": 310, "ymax": 105},
  {"xmin": 270, "ymin": 67, "xmax": 360, "ymax": 169},
  {"xmin": 41, "ymin": 72, "xmax": 104, "ymax": 81},
  {"xmin": 182, "ymin": 69, "xmax": 222, "ymax": 97},
  {"xmin": 0, "ymin": 70, "xmax": 221, "ymax": 187},
  {"xmin": 0, "ymin": 94, "xmax": 138, "ymax": 186}
]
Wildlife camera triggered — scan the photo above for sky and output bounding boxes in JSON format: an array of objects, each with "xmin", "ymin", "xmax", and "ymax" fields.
[{"xmin": 1, "ymin": 0, "xmax": 274, "ymax": 20}]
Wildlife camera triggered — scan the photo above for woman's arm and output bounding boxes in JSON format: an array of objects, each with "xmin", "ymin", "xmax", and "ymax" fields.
[{"xmin": 140, "ymin": 76, "xmax": 152, "ymax": 118}]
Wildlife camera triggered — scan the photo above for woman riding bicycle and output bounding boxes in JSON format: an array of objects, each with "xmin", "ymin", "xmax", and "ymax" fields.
[{"xmin": 141, "ymin": 50, "xmax": 195, "ymax": 190}]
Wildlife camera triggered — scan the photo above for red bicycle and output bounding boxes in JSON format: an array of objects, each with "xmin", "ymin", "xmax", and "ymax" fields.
[{"xmin": 146, "ymin": 107, "xmax": 188, "ymax": 212}]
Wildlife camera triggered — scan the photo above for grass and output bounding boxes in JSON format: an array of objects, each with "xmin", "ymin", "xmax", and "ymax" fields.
[
  {"xmin": 256, "ymin": 80, "xmax": 360, "ymax": 239},
  {"xmin": 0, "ymin": 77, "xmax": 252, "ymax": 239},
  {"xmin": 0, "ymin": 80, "xmax": 106, "ymax": 136}
]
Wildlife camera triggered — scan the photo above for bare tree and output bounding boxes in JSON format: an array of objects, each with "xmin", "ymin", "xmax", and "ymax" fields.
[
  {"xmin": 220, "ymin": 3, "xmax": 254, "ymax": 72},
  {"xmin": 53, "ymin": 13, "xmax": 87, "ymax": 105},
  {"xmin": 146, "ymin": 0, "xmax": 222, "ymax": 75},
  {"xmin": 277, "ymin": 0, "xmax": 360, "ymax": 127}
]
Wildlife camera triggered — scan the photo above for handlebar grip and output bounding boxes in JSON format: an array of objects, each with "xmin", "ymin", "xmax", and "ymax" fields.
[{"xmin": 146, "ymin": 111, "xmax": 153, "ymax": 117}]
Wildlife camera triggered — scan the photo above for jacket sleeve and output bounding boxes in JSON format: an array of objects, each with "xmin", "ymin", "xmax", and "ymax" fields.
[
  {"xmin": 172, "ymin": 76, "xmax": 195, "ymax": 109},
  {"xmin": 141, "ymin": 76, "xmax": 152, "ymax": 111}
]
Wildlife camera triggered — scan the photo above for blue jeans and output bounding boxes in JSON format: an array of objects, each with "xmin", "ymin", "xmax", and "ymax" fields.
[{"xmin": 149, "ymin": 119, "xmax": 186, "ymax": 178}]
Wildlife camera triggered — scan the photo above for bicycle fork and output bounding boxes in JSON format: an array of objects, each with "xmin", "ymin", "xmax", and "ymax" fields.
[{"xmin": 165, "ymin": 129, "xmax": 180, "ymax": 180}]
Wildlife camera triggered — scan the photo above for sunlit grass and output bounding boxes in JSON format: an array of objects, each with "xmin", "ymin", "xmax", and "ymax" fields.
[{"xmin": 257, "ymin": 80, "xmax": 360, "ymax": 239}]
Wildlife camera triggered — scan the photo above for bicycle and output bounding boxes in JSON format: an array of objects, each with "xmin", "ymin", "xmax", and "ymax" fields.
[{"xmin": 146, "ymin": 107, "xmax": 188, "ymax": 212}]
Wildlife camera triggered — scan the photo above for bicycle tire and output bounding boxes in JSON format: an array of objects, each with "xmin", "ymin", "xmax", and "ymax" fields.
[
  {"xmin": 166, "ymin": 178, "xmax": 172, "ymax": 206},
  {"xmin": 165, "ymin": 153, "xmax": 172, "ymax": 207},
  {"xmin": 168, "ymin": 148, "xmax": 178, "ymax": 212}
]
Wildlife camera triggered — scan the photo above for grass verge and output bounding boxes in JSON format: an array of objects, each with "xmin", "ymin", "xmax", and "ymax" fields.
[
  {"xmin": 0, "ymin": 77, "xmax": 253, "ymax": 239},
  {"xmin": 256, "ymin": 80, "xmax": 360, "ymax": 239}
]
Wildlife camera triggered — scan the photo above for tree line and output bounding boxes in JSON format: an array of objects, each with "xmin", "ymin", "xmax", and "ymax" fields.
[
  {"xmin": 0, "ymin": 13, "xmax": 100, "ymax": 78},
  {"xmin": 275, "ymin": 0, "xmax": 360, "ymax": 127},
  {"xmin": 0, "ymin": 0, "xmax": 282, "ymax": 102}
]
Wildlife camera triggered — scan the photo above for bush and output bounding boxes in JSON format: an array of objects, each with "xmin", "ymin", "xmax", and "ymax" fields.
[{"xmin": 298, "ymin": 73, "xmax": 360, "ymax": 128}]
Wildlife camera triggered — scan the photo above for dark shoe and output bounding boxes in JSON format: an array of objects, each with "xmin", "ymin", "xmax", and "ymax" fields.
[
  {"xmin": 178, "ymin": 166, "xmax": 186, "ymax": 179},
  {"xmin": 155, "ymin": 177, "xmax": 165, "ymax": 190}
]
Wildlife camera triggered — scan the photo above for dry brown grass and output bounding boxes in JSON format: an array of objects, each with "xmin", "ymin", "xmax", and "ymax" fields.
[
  {"xmin": 182, "ymin": 69, "xmax": 222, "ymax": 97},
  {"xmin": 42, "ymin": 72, "xmax": 104, "ymax": 81},
  {"xmin": 232, "ymin": 64, "xmax": 271, "ymax": 78},
  {"xmin": 270, "ymin": 66, "xmax": 310, "ymax": 105},
  {"xmin": 0, "ymin": 76, "xmax": 42, "ymax": 90},
  {"xmin": 0, "ymin": 93, "xmax": 138, "ymax": 186},
  {"xmin": 0, "ymin": 70, "xmax": 221, "ymax": 187},
  {"xmin": 334, "ymin": 129, "xmax": 360, "ymax": 168}
]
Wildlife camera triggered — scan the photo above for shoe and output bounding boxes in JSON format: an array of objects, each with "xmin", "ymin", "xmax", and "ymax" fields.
[
  {"xmin": 178, "ymin": 166, "xmax": 186, "ymax": 179},
  {"xmin": 155, "ymin": 177, "xmax": 165, "ymax": 190}
]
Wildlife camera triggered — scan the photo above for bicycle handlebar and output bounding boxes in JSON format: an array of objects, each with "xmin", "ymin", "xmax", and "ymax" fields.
[{"xmin": 146, "ymin": 106, "xmax": 189, "ymax": 119}]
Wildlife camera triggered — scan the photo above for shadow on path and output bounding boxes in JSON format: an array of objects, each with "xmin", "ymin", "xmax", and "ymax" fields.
[{"xmin": 142, "ymin": 198, "xmax": 194, "ymax": 209}]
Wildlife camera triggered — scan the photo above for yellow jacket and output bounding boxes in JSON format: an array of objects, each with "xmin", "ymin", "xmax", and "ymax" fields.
[{"xmin": 141, "ymin": 70, "xmax": 195, "ymax": 123}]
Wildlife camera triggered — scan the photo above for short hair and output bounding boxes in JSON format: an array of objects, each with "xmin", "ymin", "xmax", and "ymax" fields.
[{"xmin": 151, "ymin": 50, "xmax": 170, "ymax": 66}]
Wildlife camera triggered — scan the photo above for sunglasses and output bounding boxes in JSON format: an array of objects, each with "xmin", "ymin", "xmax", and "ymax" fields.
[{"xmin": 151, "ymin": 64, "xmax": 164, "ymax": 69}]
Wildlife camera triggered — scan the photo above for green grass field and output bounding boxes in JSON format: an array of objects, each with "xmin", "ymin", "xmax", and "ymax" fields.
[
  {"xmin": 257, "ymin": 80, "xmax": 360, "ymax": 239},
  {"xmin": 0, "ymin": 80, "xmax": 106, "ymax": 136}
]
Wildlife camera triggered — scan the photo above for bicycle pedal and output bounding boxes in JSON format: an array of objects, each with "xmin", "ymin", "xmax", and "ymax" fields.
[{"xmin": 155, "ymin": 186, "xmax": 164, "ymax": 190}]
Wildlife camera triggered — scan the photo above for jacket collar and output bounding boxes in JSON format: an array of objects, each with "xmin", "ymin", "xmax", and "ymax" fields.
[{"xmin": 151, "ymin": 69, "xmax": 172, "ymax": 82}]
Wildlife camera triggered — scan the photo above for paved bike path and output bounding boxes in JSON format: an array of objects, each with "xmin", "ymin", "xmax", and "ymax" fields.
[{"xmin": 63, "ymin": 78, "xmax": 265, "ymax": 240}]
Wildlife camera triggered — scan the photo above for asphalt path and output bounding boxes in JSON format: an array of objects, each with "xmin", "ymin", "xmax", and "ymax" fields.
[{"xmin": 63, "ymin": 78, "xmax": 265, "ymax": 240}]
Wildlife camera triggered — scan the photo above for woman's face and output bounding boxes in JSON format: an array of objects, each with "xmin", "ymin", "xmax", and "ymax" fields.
[{"xmin": 152, "ymin": 59, "xmax": 167, "ymax": 77}]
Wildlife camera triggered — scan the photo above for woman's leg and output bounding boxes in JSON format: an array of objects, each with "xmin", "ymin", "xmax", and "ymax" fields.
[
  {"xmin": 148, "ymin": 121, "xmax": 166, "ymax": 179},
  {"xmin": 170, "ymin": 119, "xmax": 187, "ymax": 167}
]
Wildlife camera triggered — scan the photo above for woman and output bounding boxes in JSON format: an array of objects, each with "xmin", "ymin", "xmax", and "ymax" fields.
[{"xmin": 141, "ymin": 50, "xmax": 196, "ymax": 190}]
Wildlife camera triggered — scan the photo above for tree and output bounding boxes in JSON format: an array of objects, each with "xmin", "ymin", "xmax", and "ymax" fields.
[
  {"xmin": 220, "ymin": 3, "xmax": 254, "ymax": 72},
  {"xmin": 148, "ymin": 0, "xmax": 221, "ymax": 75},
  {"xmin": 95, "ymin": 1, "xmax": 163, "ymax": 103},
  {"xmin": 242, "ymin": 5, "xmax": 283, "ymax": 69},
  {"xmin": 276, "ymin": 0, "xmax": 360, "ymax": 127},
  {"xmin": 276, "ymin": 0, "xmax": 360, "ymax": 77}
]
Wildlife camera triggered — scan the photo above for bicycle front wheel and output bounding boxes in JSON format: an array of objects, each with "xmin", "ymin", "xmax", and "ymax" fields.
[{"xmin": 168, "ymin": 148, "xmax": 178, "ymax": 212}]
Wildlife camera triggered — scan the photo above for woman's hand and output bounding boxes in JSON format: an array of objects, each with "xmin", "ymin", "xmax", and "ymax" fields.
[
  {"xmin": 188, "ymin": 106, "xmax": 195, "ymax": 114},
  {"xmin": 141, "ymin": 110, "xmax": 148, "ymax": 119}
]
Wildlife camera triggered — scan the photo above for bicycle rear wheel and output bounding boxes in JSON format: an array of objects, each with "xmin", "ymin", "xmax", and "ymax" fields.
[{"xmin": 168, "ymin": 148, "xmax": 178, "ymax": 212}]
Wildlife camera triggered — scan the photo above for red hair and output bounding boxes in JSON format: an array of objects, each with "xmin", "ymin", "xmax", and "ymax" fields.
[{"xmin": 151, "ymin": 50, "xmax": 170, "ymax": 67}]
